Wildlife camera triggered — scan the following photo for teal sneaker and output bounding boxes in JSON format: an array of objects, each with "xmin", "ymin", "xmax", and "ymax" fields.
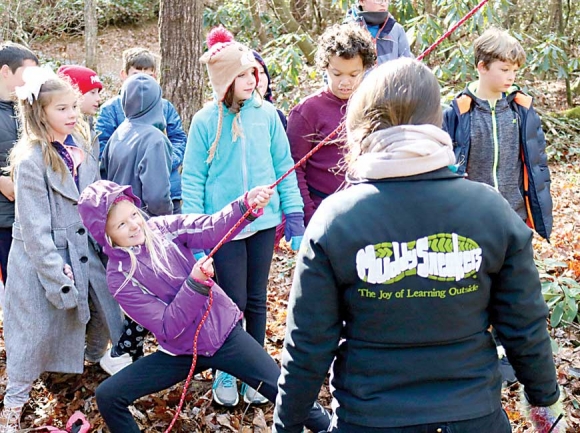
[
  {"xmin": 241, "ymin": 382, "xmax": 269, "ymax": 405},
  {"xmin": 212, "ymin": 370, "xmax": 239, "ymax": 406}
]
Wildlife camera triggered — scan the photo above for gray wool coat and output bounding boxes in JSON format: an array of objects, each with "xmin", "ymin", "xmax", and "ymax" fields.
[{"xmin": 4, "ymin": 139, "xmax": 124, "ymax": 382}]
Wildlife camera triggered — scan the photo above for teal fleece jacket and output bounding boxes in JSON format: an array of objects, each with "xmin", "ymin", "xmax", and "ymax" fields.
[{"xmin": 182, "ymin": 94, "xmax": 303, "ymax": 234}]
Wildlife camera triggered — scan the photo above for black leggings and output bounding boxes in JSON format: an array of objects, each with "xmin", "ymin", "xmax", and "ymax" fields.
[
  {"xmin": 212, "ymin": 228, "xmax": 276, "ymax": 346},
  {"xmin": 97, "ymin": 324, "xmax": 330, "ymax": 433}
]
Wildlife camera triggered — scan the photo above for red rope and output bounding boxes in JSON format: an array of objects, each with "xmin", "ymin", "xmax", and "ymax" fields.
[
  {"xmin": 164, "ymin": 289, "xmax": 214, "ymax": 433},
  {"xmin": 417, "ymin": 0, "xmax": 491, "ymax": 61},
  {"xmin": 164, "ymin": 1, "xmax": 491, "ymax": 430}
]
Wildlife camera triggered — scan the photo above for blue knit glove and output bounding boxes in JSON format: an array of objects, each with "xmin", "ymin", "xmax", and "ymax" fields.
[{"xmin": 284, "ymin": 212, "xmax": 305, "ymax": 251}]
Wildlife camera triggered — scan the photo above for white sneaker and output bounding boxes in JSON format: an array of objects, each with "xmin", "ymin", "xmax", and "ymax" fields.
[
  {"xmin": 241, "ymin": 383, "xmax": 269, "ymax": 405},
  {"xmin": 212, "ymin": 370, "xmax": 239, "ymax": 406},
  {"xmin": 99, "ymin": 350, "xmax": 133, "ymax": 375},
  {"xmin": 0, "ymin": 406, "xmax": 22, "ymax": 433}
]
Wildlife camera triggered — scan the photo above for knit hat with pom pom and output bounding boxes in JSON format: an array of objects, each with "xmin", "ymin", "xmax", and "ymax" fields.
[{"xmin": 200, "ymin": 26, "xmax": 259, "ymax": 102}]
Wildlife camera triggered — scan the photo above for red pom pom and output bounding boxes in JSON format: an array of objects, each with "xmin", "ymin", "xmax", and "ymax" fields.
[{"xmin": 206, "ymin": 26, "xmax": 234, "ymax": 48}]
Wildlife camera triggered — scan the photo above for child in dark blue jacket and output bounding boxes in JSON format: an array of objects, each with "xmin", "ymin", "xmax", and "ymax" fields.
[{"xmin": 443, "ymin": 27, "xmax": 552, "ymax": 241}]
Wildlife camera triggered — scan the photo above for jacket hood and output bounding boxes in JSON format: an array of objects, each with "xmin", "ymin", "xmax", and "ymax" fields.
[
  {"xmin": 121, "ymin": 73, "xmax": 166, "ymax": 131},
  {"xmin": 253, "ymin": 51, "xmax": 273, "ymax": 102},
  {"xmin": 78, "ymin": 180, "xmax": 142, "ymax": 251}
]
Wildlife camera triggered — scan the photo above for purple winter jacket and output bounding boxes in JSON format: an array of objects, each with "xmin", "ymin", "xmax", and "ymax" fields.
[{"xmin": 78, "ymin": 180, "xmax": 250, "ymax": 356}]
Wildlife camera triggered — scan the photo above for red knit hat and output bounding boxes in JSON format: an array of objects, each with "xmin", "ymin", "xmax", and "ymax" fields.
[{"xmin": 57, "ymin": 65, "xmax": 103, "ymax": 95}]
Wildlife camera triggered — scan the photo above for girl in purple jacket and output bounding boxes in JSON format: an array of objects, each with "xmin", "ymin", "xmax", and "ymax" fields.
[{"xmin": 77, "ymin": 180, "xmax": 330, "ymax": 433}]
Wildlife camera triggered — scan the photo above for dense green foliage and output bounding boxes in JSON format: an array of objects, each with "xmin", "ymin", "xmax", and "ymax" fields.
[
  {"xmin": 203, "ymin": 0, "xmax": 580, "ymax": 158},
  {"xmin": 1, "ymin": 0, "xmax": 579, "ymax": 157}
]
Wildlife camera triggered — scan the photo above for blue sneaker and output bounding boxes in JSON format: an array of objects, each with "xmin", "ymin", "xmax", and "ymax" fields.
[
  {"xmin": 212, "ymin": 370, "xmax": 239, "ymax": 406},
  {"xmin": 241, "ymin": 382, "xmax": 269, "ymax": 405}
]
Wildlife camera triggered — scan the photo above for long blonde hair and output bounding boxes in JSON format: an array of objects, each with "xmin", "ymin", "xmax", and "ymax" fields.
[
  {"xmin": 106, "ymin": 204, "xmax": 184, "ymax": 295},
  {"xmin": 8, "ymin": 77, "xmax": 91, "ymax": 178}
]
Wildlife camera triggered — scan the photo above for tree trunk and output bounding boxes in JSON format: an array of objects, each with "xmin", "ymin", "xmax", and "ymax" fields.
[
  {"xmin": 84, "ymin": 0, "xmax": 98, "ymax": 71},
  {"xmin": 159, "ymin": 0, "xmax": 204, "ymax": 130},
  {"xmin": 549, "ymin": 0, "xmax": 563, "ymax": 31},
  {"xmin": 248, "ymin": 0, "xmax": 269, "ymax": 47},
  {"xmin": 269, "ymin": 0, "xmax": 316, "ymax": 64},
  {"xmin": 549, "ymin": 0, "xmax": 572, "ymax": 107}
]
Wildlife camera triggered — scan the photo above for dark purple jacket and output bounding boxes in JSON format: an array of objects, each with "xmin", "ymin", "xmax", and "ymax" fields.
[
  {"xmin": 287, "ymin": 88, "xmax": 348, "ymax": 226},
  {"xmin": 78, "ymin": 180, "xmax": 249, "ymax": 356}
]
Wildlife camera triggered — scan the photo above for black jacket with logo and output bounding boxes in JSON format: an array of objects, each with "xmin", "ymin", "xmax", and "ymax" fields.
[
  {"xmin": 274, "ymin": 169, "xmax": 559, "ymax": 432},
  {"xmin": 0, "ymin": 100, "xmax": 18, "ymax": 228}
]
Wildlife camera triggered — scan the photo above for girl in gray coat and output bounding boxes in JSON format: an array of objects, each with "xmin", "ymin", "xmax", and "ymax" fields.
[{"xmin": 0, "ymin": 67, "xmax": 123, "ymax": 432}]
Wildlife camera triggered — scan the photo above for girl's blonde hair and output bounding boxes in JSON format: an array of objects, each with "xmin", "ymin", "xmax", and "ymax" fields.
[
  {"xmin": 8, "ymin": 76, "xmax": 91, "ymax": 178},
  {"xmin": 345, "ymin": 58, "xmax": 442, "ymax": 169},
  {"xmin": 105, "ymin": 202, "xmax": 183, "ymax": 294}
]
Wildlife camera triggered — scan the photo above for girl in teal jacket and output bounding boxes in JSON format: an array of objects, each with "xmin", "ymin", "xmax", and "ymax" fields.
[{"xmin": 181, "ymin": 26, "xmax": 304, "ymax": 406}]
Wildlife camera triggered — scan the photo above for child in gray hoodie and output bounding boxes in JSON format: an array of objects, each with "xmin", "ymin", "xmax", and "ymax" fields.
[{"xmin": 101, "ymin": 73, "xmax": 173, "ymax": 217}]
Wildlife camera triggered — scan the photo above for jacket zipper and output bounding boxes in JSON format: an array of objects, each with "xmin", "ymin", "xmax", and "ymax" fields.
[
  {"xmin": 491, "ymin": 104, "xmax": 499, "ymax": 191},
  {"xmin": 240, "ymin": 112, "xmax": 248, "ymax": 203}
]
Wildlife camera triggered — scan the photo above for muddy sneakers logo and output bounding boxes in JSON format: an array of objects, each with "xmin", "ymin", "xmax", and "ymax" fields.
[{"xmin": 356, "ymin": 233, "xmax": 482, "ymax": 284}]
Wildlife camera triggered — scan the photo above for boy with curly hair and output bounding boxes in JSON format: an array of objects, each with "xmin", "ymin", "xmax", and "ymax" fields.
[{"xmin": 287, "ymin": 22, "xmax": 376, "ymax": 226}]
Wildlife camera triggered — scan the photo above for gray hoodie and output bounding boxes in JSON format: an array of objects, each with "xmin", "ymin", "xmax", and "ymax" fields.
[{"xmin": 102, "ymin": 73, "xmax": 173, "ymax": 216}]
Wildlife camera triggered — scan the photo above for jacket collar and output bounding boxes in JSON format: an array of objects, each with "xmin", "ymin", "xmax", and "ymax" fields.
[
  {"xmin": 349, "ymin": 167, "xmax": 462, "ymax": 185},
  {"xmin": 45, "ymin": 135, "xmax": 95, "ymax": 201}
]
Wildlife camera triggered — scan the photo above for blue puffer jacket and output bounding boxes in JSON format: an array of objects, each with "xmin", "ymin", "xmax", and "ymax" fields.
[
  {"xmin": 96, "ymin": 95, "xmax": 187, "ymax": 200},
  {"xmin": 182, "ymin": 93, "xmax": 303, "ymax": 234},
  {"xmin": 443, "ymin": 87, "xmax": 552, "ymax": 240}
]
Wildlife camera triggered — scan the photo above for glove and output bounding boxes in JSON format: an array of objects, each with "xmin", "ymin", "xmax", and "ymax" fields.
[
  {"xmin": 284, "ymin": 212, "xmax": 305, "ymax": 251},
  {"xmin": 521, "ymin": 389, "xmax": 567, "ymax": 433},
  {"xmin": 529, "ymin": 405, "xmax": 566, "ymax": 433}
]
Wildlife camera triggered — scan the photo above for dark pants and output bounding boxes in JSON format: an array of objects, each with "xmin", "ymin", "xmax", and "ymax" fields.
[
  {"xmin": 0, "ymin": 226, "xmax": 12, "ymax": 283},
  {"xmin": 330, "ymin": 408, "xmax": 511, "ymax": 433},
  {"xmin": 212, "ymin": 228, "xmax": 276, "ymax": 346},
  {"xmin": 172, "ymin": 198, "xmax": 182, "ymax": 215},
  {"xmin": 96, "ymin": 324, "xmax": 330, "ymax": 433}
]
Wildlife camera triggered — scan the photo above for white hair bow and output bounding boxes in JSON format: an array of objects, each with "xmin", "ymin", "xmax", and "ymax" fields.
[{"xmin": 14, "ymin": 66, "xmax": 58, "ymax": 104}]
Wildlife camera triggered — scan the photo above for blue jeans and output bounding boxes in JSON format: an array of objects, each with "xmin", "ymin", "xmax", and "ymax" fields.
[
  {"xmin": 96, "ymin": 324, "xmax": 330, "ymax": 433},
  {"xmin": 330, "ymin": 408, "xmax": 511, "ymax": 433}
]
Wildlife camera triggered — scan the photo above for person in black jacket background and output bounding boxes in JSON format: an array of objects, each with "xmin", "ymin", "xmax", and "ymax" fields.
[
  {"xmin": 0, "ymin": 42, "xmax": 38, "ymax": 289},
  {"xmin": 273, "ymin": 58, "xmax": 565, "ymax": 433}
]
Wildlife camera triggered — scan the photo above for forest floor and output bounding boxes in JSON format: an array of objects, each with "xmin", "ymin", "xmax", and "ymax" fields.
[{"xmin": 0, "ymin": 20, "xmax": 578, "ymax": 432}]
